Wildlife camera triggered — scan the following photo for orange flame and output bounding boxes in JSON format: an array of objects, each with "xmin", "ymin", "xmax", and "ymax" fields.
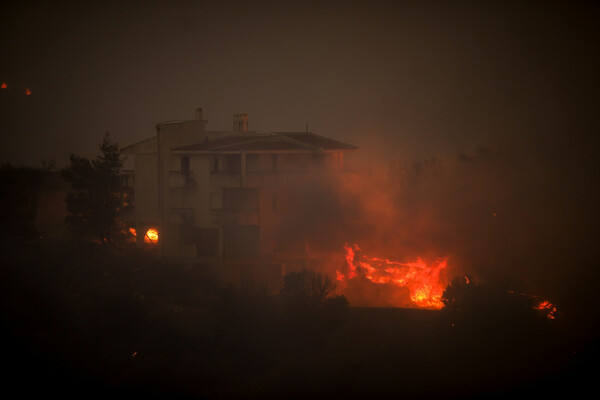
[
  {"xmin": 1, "ymin": 82, "xmax": 6, "ymax": 89},
  {"xmin": 129, "ymin": 227, "xmax": 159, "ymax": 244},
  {"xmin": 534, "ymin": 299, "xmax": 558, "ymax": 320},
  {"xmin": 337, "ymin": 243, "xmax": 448, "ymax": 309},
  {"xmin": 145, "ymin": 228, "xmax": 159, "ymax": 243}
]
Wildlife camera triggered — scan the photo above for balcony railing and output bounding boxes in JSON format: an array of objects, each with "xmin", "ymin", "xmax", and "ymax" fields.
[
  {"xmin": 169, "ymin": 171, "xmax": 194, "ymax": 187},
  {"xmin": 120, "ymin": 170, "xmax": 135, "ymax": 188},
  {"xmin": 169, "ymin": 207, "xmax": 194, "ymax": 224},
  {"xmin": 211, "ymin": 208, "xmax": 259, "ymax": 226},
  {"xmin": 210, "ymin": 171, "xmax": 314, "ymax": 188},
  {"xmin": 210, "ymin": 173, "xmax": 241, "ymax": 187}
]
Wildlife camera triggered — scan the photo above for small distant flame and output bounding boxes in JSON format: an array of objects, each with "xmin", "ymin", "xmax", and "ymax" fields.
[
  {"xmin": 337, "ymin": 243, "xmax": 448, "ymax": 309},
  {"xmin": 145, "ymin": 228, "xmax": 159, "ymax": 243},
  {"xmin": 1, "ymin": 82, "xmax": 6, "ymax": 89},
  {"xmin": 534, "ymin": 299, "xmax": 558, "ymax": 320},
  {"xmin": 129, "ymin": 227, "xmax": 159, "ymax": 244},
  {"xmin": 506, "ymin": 290, "xmax": 559, "ymax": 319},
  {"xmin": 25, "ymin": 88, "xmax": 31, "ymax": 95}
]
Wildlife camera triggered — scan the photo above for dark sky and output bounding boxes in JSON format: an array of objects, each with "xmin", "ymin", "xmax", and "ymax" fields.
[{"xmin": 1, "ymin": 0, "xmax": 598, "ymax": 166}]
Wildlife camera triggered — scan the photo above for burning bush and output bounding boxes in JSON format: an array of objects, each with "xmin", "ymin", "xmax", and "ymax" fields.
[{"xmin": 336, "ymin": 243, "xmax": 448, "ymax": 309}]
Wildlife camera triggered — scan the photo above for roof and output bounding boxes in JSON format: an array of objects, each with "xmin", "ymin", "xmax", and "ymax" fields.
[
  {"xmin": 173, "ymin": 132, "xmax": 357, "ymax": 153},
  {"xmin": 120, "ymin": 136, "xmax": 157, "ymax": 154}
]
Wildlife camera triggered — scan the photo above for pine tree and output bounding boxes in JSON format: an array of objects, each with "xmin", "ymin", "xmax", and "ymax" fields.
[{"xmin": 62, "ymin": 132, "xmax": 125, "ymax": 243}]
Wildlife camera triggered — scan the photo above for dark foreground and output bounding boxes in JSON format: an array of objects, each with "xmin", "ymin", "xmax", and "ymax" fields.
[{"xmin": 1, "ymin": 240, "xmax": 597, "ymax": 399}]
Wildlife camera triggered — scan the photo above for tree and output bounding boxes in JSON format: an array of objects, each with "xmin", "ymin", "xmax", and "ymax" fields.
[
  {"xmin": 280, "ymin": 269, "xmax": 349, "ymax": 333},
  {"xmin": 61, "ymin": 132, "xmax": 125, "ymax": 243}
]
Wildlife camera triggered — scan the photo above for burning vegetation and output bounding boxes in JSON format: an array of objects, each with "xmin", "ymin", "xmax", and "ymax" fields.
[{"xmin": 337, "ymin": 243, "xmax": 448, "ymax": 309}]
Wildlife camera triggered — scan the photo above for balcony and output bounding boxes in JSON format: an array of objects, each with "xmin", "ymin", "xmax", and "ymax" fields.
[
  {"xmin": 169, "ymin": 171, "xmax": 194, "ymax": 188},
  {"xmin": 211, "ymin": 208, "xmax": 259, "ymax": 226},
  {"xmin": 169, "ymin": 207, "xmax": 194, "ymax": 224},
  {"xmin": 120, "ymin": 170, "xmax": 135, "ymax": 188},
  {"xmin": 210, "ymin": 173, "xmax": 241, "ymax": 187},
  {"xmin": 210, "ymin": 171, "xmax": 312, "ymax": 188}
]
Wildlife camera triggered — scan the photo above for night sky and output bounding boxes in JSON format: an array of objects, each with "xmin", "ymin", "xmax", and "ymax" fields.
[{"xmin": 1, "ymin": 1, "xmax": 598, "ymax": 167}]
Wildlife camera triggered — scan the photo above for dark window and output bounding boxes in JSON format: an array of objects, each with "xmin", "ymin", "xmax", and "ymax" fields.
[
  {"xmin": 181, "ymin": 156, "xmax": 190, "ymax": 173},
  {"xmin": 225, "ymin": 154, "xmax": 241, "ymax": 175},
  {"xmin": 222, "ymin": 188, "xmax": 259, "ymax": 210},
  {"xmin": 223, "ymin": 225, "xmax": 259, "ymax": 259},
  {"xmin": 195, "ymin": 228, "xmax": 219, "ymax": 257}
]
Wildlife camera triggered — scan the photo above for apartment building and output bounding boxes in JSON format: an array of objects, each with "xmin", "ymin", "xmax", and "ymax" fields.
[{"xmin": 120, "ymin": 108, "xmax": 357, "ymax": 287}]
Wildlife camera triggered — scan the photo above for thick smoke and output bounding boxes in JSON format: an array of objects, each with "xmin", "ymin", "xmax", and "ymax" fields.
[{"xmin": 275, "ymin": 138, "xmax": 598, "ymax": 312}]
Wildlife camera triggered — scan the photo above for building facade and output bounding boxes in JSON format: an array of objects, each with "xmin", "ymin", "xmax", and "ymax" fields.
[{"xmin": 120, "ymin": 108, "xmax": 357, "ymax": 288}]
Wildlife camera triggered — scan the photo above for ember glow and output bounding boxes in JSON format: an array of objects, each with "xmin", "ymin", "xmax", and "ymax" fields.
[{"xmin": 337, "ymin": 243, "xmax": 448, "ymax": 309}]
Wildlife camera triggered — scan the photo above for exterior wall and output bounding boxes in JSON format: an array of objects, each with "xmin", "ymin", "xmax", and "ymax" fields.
[
  {"xmin": 121, "ymin": 111, "xmax": 355, "ymax": 290},
  {"xmin": 134, "ymin": 153, "xmax": 159, "ymax": 223},
  {"xmin": 156, "ymin": 119, "xmax": 207, "ymax": 257}
]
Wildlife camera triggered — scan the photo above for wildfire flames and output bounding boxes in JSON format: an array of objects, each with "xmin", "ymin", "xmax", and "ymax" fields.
[{"xmin": 337, "ymin": 243, "xmax": 448, "ymax": 309}]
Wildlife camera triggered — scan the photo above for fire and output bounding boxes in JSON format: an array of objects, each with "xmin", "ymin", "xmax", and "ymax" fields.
[
  {"xmin": 337, "ymin": 243, "xmax": 448, "ymax": 309},
  {"xmin": 506, "ymin": 290, "xmax": 559, "ymax": 319},
  {"xmin": 1, "ymin": 82, "xmax": 6, "ymax": 89},
  {"xmin": 534, "ymin": 299, "xmax": 558, "ymax": 320},
  {"xmin": 145, "ymin": 228, "xmax": 159, "ymax": 243},
  {"xmin": 128, "ymin": 227, "xmax": 159, "ymax": 244},
  {"xmin": 25, "ymin": 88, "xmax": 31, "ymax": 95}
]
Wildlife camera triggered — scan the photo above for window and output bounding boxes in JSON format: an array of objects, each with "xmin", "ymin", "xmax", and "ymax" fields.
[
  {"xmin": 223, "ymin": 225, "xmax": 259, "ymax": 259},
  {"xmin": 277, "ymin": 154, "xmax": 311, "ymax": 171},
  {"xmin": 222, "ymin": 188, "xmax": 259, "ymax": 210},
  {"xmin": 195, "ymin": 228, "xmax": 219, "ymax": 257},
  {"xmin": 180, "ymin": 156, "xmax": 190, "ymax": 173},
  {"xmin": 247, "ymin": 154, "xmax": 275, "ymax": 173}
]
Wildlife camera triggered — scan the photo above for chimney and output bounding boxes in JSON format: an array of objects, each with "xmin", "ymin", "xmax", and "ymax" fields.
[
  {"xmin": 233, "ymin": 113, "xmax": 248, "ymax": 132},
  {"xmin": 195, "ymin": 107, "xmax": 203, "ymax": 120}
]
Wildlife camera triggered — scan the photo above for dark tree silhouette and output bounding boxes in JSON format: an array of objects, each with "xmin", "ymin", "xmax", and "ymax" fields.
[
  {"xmin": 280, "ymin": 269, "xmax": 349, "ymax": 334},
  {"xmin": 61, "ymin": 132, "xmax": 125, "ymax": 243},
  {"xmin": 441, "ymin": 274, "xmax": 481, "ymax": 312},
  {"xmin": 281, "ymin": 269, "xmax": 337, "ymax": 309}
]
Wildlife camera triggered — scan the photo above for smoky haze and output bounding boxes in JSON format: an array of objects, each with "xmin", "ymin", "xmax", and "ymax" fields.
[
  {"xmin": 1, "ymin": 2, "xmax": 599, "ymax": 397},
  {"xmin": 1, "ymin": 0, "xmax": 597, "ymax": 310},
  {"xmin": 1, "ymin": 1, "xmax": 597, "ymax": 165},
  {"xmin": 274, "ymin": 138, "xmax": 598, "ymax": 313}
]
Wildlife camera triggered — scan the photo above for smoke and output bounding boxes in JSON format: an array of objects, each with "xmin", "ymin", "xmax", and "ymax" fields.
[{"xmin": 274, "ymin": 137, "xmax": 598, "ymax": 311}]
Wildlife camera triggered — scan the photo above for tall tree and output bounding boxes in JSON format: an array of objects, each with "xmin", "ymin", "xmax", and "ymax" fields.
[{"xmin": 62, "ymin": 132, "xmax": 124, "ymax": 243}]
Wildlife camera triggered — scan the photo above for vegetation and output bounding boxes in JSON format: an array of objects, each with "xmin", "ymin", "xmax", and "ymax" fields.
[
  {"xmin": 61, "ymin": 132, "xmax": 125, "ymax": 243},
  {"xmin": 0, "ymin": 140, "xmax": 592, "ymax": 398},
  {"xmin": 1, "ymin": 237, "xmax": 582, "ymax": 399}
]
